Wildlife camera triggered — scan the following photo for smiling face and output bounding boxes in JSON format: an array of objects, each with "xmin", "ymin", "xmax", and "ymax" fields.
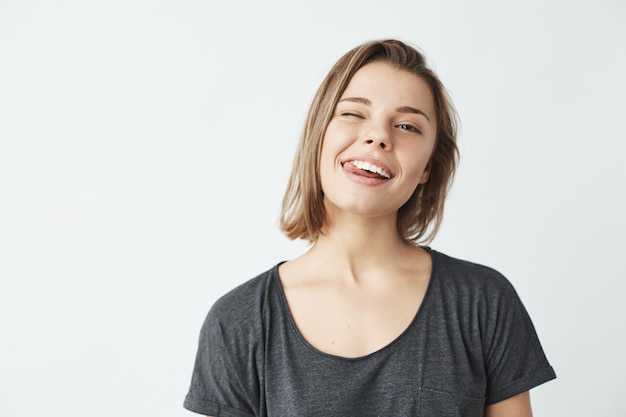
[{"xmin": 319, "ymin": 61, "xmax": 438, "ymax": 223}]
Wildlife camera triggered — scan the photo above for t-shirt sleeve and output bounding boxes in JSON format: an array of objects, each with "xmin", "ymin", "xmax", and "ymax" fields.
[
  {"xmin": 482, "ymin": 278, "xmax": 556, "ymax": 405},
  {"xmin": 183, "ymin": 302, "xmax": 259, "ymax": 417}
]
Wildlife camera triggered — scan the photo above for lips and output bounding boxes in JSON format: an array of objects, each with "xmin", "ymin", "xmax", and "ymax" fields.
[
  {"xmin": 341, "ymin": 157, "xmax": 394, "ymax": 183},
  {"xmin": 348, "ymin": 160, "xmax": 391, "ymax": 179}
]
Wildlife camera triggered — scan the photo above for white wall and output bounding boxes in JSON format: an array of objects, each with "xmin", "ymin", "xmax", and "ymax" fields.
[{"xmin": 1, "ymin": 1, "xmax": 624, "ymax": 415}]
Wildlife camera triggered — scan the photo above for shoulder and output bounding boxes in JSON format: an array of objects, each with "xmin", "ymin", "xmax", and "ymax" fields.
[
  {"xmin": 186, "ymin": 267, "xmax": 282, "ymax": 414},
  {"xmin": 201, "ymin": 264, "xmax": 281, "ymax": 341},
  {"xmin": 427, "ymin": 249, "xmax": 556, "ymax": 403},
  {"xmin": 428, "ymin": 249, "xmax": 521, "ymax": 306},
  {"xmin": 207, "ymin": 264, "xmax": 279, "ymax": 320}
]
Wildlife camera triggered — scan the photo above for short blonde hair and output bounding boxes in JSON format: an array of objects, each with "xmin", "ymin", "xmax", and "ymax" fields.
[{"xmin": 279, "ymin": 39, "xmax": 459, "ymax": 244}]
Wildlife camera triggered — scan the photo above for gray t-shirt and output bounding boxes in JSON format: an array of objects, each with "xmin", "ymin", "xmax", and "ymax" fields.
[{"xmin": 184, "ymin": 249, "xmax": 555, "ymax": 416}]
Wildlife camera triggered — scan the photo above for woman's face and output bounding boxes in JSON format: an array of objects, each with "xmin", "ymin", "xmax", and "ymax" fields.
[{"xmin": 319, "ymin": 61, "xmax": 437, "ymax": 221}]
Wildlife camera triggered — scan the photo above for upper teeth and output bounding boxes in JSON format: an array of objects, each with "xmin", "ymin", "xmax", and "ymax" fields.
[{"xmin": 351, "ymin": 160, "xmax": 391, "ymax": 179}]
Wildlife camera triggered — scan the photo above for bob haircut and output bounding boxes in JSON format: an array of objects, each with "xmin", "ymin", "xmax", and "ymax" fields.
[{"xmin": 279, "ymin": 39, "xmax": 459, "ymax": 244}]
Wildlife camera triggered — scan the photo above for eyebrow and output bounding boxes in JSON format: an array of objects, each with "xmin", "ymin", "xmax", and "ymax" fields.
[{"xmin": 338, "ymin": 97, "xmax": 431, "ymax": 122}]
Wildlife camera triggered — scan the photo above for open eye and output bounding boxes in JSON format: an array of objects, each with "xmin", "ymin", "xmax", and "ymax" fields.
[{"xmin": 396, "ymin": 123, "xmax": 422, "ymax": 134}]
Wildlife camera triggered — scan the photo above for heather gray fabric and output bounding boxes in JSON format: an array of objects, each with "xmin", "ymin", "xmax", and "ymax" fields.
[{"xmin": 184, "ymin": 249, "xmax": 555, "ymax": 416}]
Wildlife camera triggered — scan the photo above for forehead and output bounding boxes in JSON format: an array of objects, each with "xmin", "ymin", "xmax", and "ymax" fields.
[{"xmin": 340, "ymin": 61, "xmax": 435, "ymax": 111}]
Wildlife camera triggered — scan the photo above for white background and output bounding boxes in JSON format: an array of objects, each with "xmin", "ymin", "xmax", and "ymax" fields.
[{"xmin": 1, "ymin": 1, "xmax": 625, "ymax": 416}]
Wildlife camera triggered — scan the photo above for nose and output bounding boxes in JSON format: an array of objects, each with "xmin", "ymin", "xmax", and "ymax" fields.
[
  {"xmin": 364, "ymin": 125, "xmax": 392, "ymax": 150},
  {"xmin": 365, "ymin": 138, "xmax": 389, "ymax": 150}
]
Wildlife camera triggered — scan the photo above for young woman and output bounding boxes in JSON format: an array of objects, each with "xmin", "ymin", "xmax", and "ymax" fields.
[{"xmin": 184, "ymin": 39, "xmax": 555, "ymax": 417}]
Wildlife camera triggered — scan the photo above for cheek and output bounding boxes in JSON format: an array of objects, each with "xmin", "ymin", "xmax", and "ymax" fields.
[
  {"xmin": 318, "ymin": 137, "xmax": 338, "ymax": 192},
  {"xmin": 403, "ymin": 144, "xmax": 433, "ymax": 171},
  {"xmin": 319, "ymin": 126, "xmax": 349, "ymax": 168},
  {"xmin": 400, "ymin": 146, "xmax": 435, "ymax": 187},
  {"xmin": 322, "ymin": 121, "xmax": 355, "ymax": 149},
  {"xmin": 319, "ymin": 140, "xmax": 334, "ymax": 175}
]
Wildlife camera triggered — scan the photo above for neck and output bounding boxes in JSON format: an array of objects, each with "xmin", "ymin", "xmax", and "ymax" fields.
[{"xmin": 308, "ymin": 209, "xmax": 419, "ymax": 282}]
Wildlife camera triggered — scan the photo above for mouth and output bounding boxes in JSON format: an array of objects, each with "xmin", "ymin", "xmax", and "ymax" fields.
[{"xmin": 342, "ymin": 159, "xmax": 393, "ymax": 180}]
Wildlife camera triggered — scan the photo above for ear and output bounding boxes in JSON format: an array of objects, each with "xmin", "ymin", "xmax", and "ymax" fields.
[{"xmin": 418, "ymin": 160, "xmax": 433, "ymax": 184}]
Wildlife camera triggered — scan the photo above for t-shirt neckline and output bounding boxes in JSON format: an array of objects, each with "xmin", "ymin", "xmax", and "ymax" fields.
[{"xmin": 271, "ymin": 248, "xmax": 438, "ymax": 362}]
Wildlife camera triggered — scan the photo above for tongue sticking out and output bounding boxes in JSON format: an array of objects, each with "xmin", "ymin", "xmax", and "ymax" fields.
[
  {"xmin": 344, "ymin": 162, "xmax": 388, "ymax": 180},
  {"xmin": 357, "ymin": 169, "xmax": 386, "ymax": 179}
]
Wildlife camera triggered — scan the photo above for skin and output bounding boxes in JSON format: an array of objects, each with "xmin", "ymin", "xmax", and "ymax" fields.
[
  {"xmin": 281, "ymin": 62, "xmax": 437, "ymax": 358},
  {"xmin": 209, "ymin": 61, "xmax": 533, "ymax": 416},
  {"xmin": 485, "ymin": 391, "xmax": 533, "ymax": 417},
  {"xmin": 318, "ymin": 62, "xmax": 436, "ymax": 223}
]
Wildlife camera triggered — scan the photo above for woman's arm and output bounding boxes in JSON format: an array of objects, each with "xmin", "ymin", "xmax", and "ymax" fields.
[{"xmin": 484, "ymin": 391, "xmax": 532, "ymax": 417}]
